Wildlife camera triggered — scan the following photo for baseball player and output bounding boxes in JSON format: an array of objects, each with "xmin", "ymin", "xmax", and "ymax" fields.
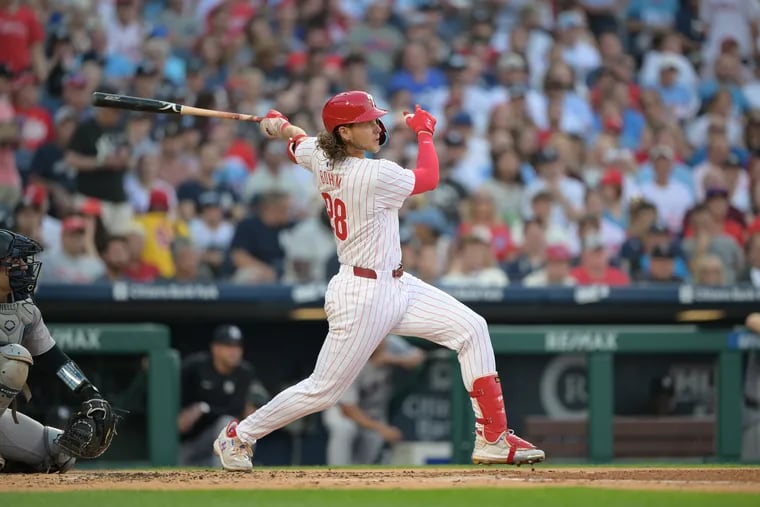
[
  {"xmin": 213, "ymin": 91, "xmax": 545, "ymax": 470},
  {"xmin": 322, "ymin": 335, "xmax": 425, "ymax": 465},
  {"xmin": 0, "ymin": 229, "xmax": 117, "ymax": 473},
  {"xmin": 178, "ymin": 324, "xmax": 257, "ymax": 467}
]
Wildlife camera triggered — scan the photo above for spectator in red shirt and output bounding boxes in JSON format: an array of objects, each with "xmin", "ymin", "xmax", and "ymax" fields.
[
  {"xmin": 122, "ymin": 220, "xmax": 160, "ymax": 283},
  {"xmin": 457, "ymin": 187, "xmax": 514, "ymax": 263},
  {"xmin": 11, "ymin": 71, "xmax": 53, "ymax": 152},
  {"xmin": 0, "ymin": 0, "xmax": 46, "ymax": 80},
  {"xmin": 571, "ymin": 233, "xmax": 631, "ymax": 286}
]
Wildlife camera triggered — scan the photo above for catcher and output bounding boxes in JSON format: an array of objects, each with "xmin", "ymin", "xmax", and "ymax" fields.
[{"xmin": 0, "ymin": 229, "xmax": 118, "ymax": 473}]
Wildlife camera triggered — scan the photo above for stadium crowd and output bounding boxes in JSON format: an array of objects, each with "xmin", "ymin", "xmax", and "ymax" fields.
[{"xmin": 1, "ymin": 0, "xmax": 760, "ymax": 288}]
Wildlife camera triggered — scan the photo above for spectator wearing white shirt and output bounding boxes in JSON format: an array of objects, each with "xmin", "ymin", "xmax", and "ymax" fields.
[
  {"xmin": 125, "ymin": 149, "xmax": 177, "ymax": 215},
  {"xmin": 489, "ymin": 52, "xmax": 544, "ymax": 118},
  {"xmin": 578, "ymin": 188, "xmax": 626, "ymax": 256},
  {"xmin": 279, "ymin": 207, "xmax": 337, "ymax": 284},
  {"xmin": 189, "ymin": 191, "xmax": 234, "ymax": 278},
  {"xmin": 439, "ymin": 226, "xmax": 509, "ymax": 288},
  {"xmin": 700, "ymin": 0, "xmax": 760, "ymax": 70},
  {"xmin": 522, "ymin": 243, "xmax": 576, "ymax": 287},
  {"xmin": 636, "ymin": 136, "xmax": 695, "ymax": 198},
  {"xmin": 100, "ymin": 0, "xmax": 146, "ymax": 64},
  {"xmin": 720, "ymin": 153, "xmax": 752, "ymax": 214},
  {"xmin": 242, "ymin": 140, "xmax": 315, "ymax": 218},
  {"xmin": 555, "ymin": 10, "xmax": 602, "ymax": 85},
  {"xmin": 444, "ymin": 112, "xmax": 491, "ymax": 191},
  {"xmin": 639, "ymin": 145, "xmax": 695, "ymax": 233},
  {"xmin": 512, "ymin": 4, "xmax": 555, "ymax": 90},
  {"xmin": 39, "ymin": 216, "xmax": 105, "ymax": 284},
  {"xmin": 527, "ymin": 63, "xmax": 595, "ymax": 137},
  {"xmin": 602, "ymin": 148, "xmax": 643, "ymax": 204},
  {"xmin": 440, "ymin": 55, "xmax": 494, "ymax": 137},
  {"xmin": 686, "ymin": 89, "xmax": 744, "ymax": 150},
  {"xmin": 13, "ymin": 183, "xmax": 61, "ymax": 253},
  {"xmin": 639, "ymin": 32, "xmax": 699, "ymax": 89},
  {"xmin": 522, "ymin": 147, "xmax": 585, "ymax": 229},
  {"xmin": 648, "ymin": 55, "xmax": 700, "ymax": 122}
]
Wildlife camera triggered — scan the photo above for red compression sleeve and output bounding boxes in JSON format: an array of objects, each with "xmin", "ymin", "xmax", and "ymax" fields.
[{"xmin": 411, "ymin": 132, "xmax": 439, "ymax": 195}]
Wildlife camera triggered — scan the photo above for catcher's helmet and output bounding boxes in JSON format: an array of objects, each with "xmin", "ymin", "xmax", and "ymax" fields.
[
  {"xmin": 322, "ymin": 91, "xmax": 389, "ymax": 145},
  {"xmin": 0, "ymin": 229, "xmax": 43, "ymax": 301}
]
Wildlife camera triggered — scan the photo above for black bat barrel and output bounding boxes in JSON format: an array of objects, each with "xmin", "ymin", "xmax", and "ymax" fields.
[{"xmin": 91, "ymin": 92, "xmax": 181, "ymax": 114}]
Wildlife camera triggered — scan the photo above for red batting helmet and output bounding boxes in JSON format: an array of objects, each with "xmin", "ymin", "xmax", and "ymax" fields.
[{"xmin": 322, "ymin": 91, "xmax": 389, "ymax": 145}]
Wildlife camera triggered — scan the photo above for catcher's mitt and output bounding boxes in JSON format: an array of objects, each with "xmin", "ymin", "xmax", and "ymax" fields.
[{"xmin": 56, "ymin": 398, "xmax": 119, "ymax": 459}]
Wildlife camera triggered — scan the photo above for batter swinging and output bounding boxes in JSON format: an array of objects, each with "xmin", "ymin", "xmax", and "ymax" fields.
[{"xmin": 213, "ymin": 91, "xmax": 545, "ymax": 470}]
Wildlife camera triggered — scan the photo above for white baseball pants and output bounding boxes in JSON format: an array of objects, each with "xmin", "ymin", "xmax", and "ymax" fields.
[{"xmin": 236, "ymin": 267, "xmax": 496, "ymax": 443}]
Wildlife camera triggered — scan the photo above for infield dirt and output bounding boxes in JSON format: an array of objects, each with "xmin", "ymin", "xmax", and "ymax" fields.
[{"xmin": 1, "ymin": 467, "xmax": 759, "ymax": 492}]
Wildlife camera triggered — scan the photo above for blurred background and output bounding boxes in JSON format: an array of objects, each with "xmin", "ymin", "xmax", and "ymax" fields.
[{"xmin": 3, "ymin": 0, "xmax": 760, "ymax": 466}]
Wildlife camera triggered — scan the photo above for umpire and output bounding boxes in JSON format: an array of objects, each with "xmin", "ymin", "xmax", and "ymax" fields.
[{"xmin": 178, "ymin": 324, "xmax": 255, "ymax": 467}]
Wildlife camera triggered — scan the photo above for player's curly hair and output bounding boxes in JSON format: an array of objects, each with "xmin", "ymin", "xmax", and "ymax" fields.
[{"xmin": 316, "ymin": 131, "xmax": 349, "ymax": 163}]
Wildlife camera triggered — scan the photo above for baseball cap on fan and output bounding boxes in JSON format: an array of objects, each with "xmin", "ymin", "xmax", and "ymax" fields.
[
  {"xmin": 198, "ymin": 190, "xmax": 222, "ymax": 209},
  {"xmin": 148, "ymin": 189, "xmax": 170, "ymax": 212},
  {"xmin": 546, "ymin": 244, "xmax": 571, "ymax": 262},
  {"xmin": 212, "ymin": 324, "xmax": 244, "ymax": 346},
  {"xmin": 62, "ymin": 215, "xmax": 87, "ymax": 233},
  {"xmin": 18, "ymin": 183, "xmax": 48, "ymax": 211}
]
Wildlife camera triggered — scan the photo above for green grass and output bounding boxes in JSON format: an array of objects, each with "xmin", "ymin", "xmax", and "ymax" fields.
[{"xmin": 4, "ymin": 489, "xmax": 759, "ymax": 507}]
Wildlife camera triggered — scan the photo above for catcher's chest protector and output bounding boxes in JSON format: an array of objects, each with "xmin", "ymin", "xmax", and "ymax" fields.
[
  {"xmin": 0, "ymin": 300, "xmax": 54, "ymax": 356},
  {"xmin": 0, "ymin": 302, "xmax": 35, "ymax": 346}
]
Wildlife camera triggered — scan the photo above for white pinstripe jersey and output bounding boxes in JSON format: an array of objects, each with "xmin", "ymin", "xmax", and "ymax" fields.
[{"xmin": 295, "ymin": 137, "xmax": 415, "ymax": 270}]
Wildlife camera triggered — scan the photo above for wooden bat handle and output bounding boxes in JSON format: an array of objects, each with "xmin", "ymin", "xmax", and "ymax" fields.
[{"xmin": 180, "ymin": 105, "xmax": 262, "ymax": 123}]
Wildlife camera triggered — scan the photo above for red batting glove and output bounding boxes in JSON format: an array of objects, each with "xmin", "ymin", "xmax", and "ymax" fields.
[{"xmin": 403, "ymin": 105, "xmax": 436, "ymax": 136}]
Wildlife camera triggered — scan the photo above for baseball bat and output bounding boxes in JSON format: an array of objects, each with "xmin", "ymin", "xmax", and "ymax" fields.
[{"xmin": 91, "ymin": 92, "xmax": 262, "ymax": 122}]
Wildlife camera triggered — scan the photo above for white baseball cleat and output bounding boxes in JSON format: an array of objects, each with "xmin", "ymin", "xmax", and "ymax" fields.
[
  {"xmin": 213, "ymin": 420, "xmax": 254, "ymax": 472},
  {"xmin": 472, "ymin": 429, "xmax": 546, "ymax": 465},
  {"xmin": 0, "ymin": 453, "xmax": 5, "ymax": 472}
]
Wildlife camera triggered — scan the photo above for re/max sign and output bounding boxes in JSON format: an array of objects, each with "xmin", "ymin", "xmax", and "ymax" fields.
[
  {"xmin": 52, "ymin": 328, "xmax": 102, "ymax": 350},
  {"xmin": 544, "ymin": 330, "xmax": 618, "ymax": 352}
]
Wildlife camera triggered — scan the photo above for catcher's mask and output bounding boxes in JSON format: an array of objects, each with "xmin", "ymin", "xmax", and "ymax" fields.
[
  {"xmin": 322, "ymin": 91, "xmax": 389, "ymax": 146},
  {"xmin": 0, "ymin": 229, "xmax": 43, "ymax": 301}
]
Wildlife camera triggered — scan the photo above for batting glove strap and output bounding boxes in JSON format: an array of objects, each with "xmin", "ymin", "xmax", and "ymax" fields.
[{"xmin": 287, "ymin": 134, "xmax": 307, "ymax": 163}]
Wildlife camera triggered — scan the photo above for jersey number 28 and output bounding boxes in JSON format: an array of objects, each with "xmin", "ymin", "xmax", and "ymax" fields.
[{"xmin": 321, "ymin": 192, "xmax": 348, "ymax": 241}]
